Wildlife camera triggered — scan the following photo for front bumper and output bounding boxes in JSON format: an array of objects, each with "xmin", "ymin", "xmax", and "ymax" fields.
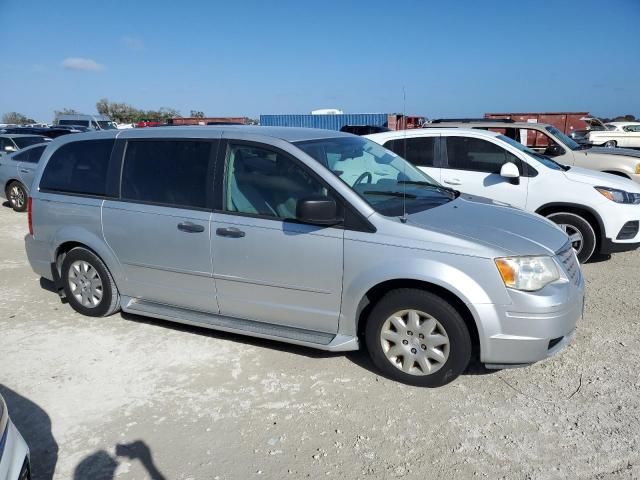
[
  {"xmin": 0, "ymin": 421, "xmax": 30, "ymax": 480},
  {"xmin": 470, "ymin": 265, "xmax": 585, "ymax": 366},
  {"xmin": 596, "ymin": 199, "xmax": 640, "ymax": 252}
]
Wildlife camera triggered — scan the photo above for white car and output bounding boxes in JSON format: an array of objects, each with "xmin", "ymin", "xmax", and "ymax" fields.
[
  {"xmin": 585, "ymin": 119, "xmax": 640, "ymax": 149},
  {"xmin": 0, "ymin": 394, "xmax": 30, "ymax": 480},
  {"xmin": 367, "ymin": 128, "xmax": 640, "ymax": 262}
]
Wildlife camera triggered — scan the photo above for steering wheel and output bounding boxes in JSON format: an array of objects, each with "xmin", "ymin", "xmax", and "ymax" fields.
[{"xmin": 353, "ymin": 172, "xmax": 373, "ymax": 187}]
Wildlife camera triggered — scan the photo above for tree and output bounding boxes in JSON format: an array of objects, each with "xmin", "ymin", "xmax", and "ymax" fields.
[
  {"xmin": 190, "ymin": 110, "xmax": 204, "ymax": 118},
  {"xmin": 53, "ymin": 108, "xmax": 79, "ymax": 121},
  {"xmin": 2, "ymin": 111, "xmax": 35, "ymax": 125},
  {"xmin": 95, "ymin": 99, "xmax": 181, "ymax": 123}
]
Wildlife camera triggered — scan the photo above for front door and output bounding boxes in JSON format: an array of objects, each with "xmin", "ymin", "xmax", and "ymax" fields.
[
  {"xmin": 102, "ymin": 139, "xmax": 219, "ymax": 313},
  {"xmin": 211, "ymin": 142, "xmax": 344, "ymax": 334},
  {"xmin": 441, "ymin": 135, "xmax": 529, "ymax": 208}
]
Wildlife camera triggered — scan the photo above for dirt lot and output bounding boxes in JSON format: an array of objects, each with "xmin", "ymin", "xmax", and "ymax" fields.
[{"xmin": 0, "ymin": 203, "xmax": 639, "ymax": 480}]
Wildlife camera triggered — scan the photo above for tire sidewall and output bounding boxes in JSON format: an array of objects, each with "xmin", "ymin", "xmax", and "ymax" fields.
[
  {"xmin": 61, "ymin": 248, "xmax": 114, "ymax": 317},
  {"xmin": 365, "ymin": 290, "xmax": 471, "ymax": 387},
  {"xmin": 546, "ymin": 212, "xmax": 596, "ymax": 263}
]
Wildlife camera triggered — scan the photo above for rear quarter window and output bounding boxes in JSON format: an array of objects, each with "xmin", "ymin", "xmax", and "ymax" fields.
[{"xmin": 40, "ymin": 139, "xmax": 115, "ymax": 196}]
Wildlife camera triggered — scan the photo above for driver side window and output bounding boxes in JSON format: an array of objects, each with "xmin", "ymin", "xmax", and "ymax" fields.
[{"xmin": 224, "ymin": 144, "xmax": 331, "ymax": 220}]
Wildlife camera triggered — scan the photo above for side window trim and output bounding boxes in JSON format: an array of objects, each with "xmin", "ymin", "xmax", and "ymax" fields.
[{"xmin": 214, "ymin": 139, "xmax": 375, "ymax": 232}]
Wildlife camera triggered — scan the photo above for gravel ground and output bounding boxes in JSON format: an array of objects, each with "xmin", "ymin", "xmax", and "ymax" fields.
[{"xmin": 1, "ymin": 203, "xmax": 639, "ymax": 480}]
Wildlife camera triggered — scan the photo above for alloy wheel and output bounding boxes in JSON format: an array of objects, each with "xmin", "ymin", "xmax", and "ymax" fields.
[{"xmin": 67, "ymin": 260, "xmax": 104, "ymax": 308}]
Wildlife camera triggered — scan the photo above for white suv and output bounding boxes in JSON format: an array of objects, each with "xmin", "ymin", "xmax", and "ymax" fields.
[{"xmin": 367, "ymin": 128, "xmax": 640, "ymax": 262}]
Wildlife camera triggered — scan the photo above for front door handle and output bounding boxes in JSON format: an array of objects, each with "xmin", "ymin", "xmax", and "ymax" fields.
[
  {"xmin": 443, "ymin": 178, "xmax": 462, "ymax": 186},
  {"xmin": 19, "ymin": 169, "xmax": 31, "ymax": 174},
  {"xmin": 216, "ymin": 227, "xmax": 245, "ymax": 238},
  {"xmin": 177, "ymin": 222, "xmax": 205, "ymax": 233}
]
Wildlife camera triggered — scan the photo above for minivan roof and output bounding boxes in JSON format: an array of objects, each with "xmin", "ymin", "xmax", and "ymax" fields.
[{"xmin": 59, "ymin": 126, "xmax": 354, "ymax": 143}]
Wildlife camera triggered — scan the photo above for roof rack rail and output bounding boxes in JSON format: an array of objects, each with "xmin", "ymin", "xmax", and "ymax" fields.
[{"xmin": 430, "ymin": 118, "xmax": 515, "ymax": 124}]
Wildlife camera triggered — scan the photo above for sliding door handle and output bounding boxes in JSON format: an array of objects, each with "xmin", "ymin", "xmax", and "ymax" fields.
[
  {"xmin": 216, "ymin": 227, "xmax": 245, "ymax": 238},
  {"xmin": 177, "ymin": 222, "xmax": 205, "ymax": 233}
]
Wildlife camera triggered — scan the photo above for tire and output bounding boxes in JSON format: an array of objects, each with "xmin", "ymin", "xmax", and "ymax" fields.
[
  {"xmin": 7, "ymin": 181, "xmax": 27, "ymax": 212},
  {"xmin": 546, "ymin": 212, "xmax": 597, "ymax": 263},
  {"xmin": 604, "ymin": 140, "xmax": 617, "ymax": 148},
  {"xmin": 364, "ymin": 288, "xmax": 471, "ymax": 387},
  {"xmin": 61, "ymin": 247, "xmax": 120, "ymax": 317}
]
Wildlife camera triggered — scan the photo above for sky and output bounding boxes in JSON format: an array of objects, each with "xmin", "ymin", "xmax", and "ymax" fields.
[{"xmin": 1, "ymin": 0, "xmax": 639, "ymax": 122}]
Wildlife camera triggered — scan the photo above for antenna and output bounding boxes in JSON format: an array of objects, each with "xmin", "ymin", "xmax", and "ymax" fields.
[{"xmin": 400, "ymin": 87, "xmax": 408, "ymax": 223}]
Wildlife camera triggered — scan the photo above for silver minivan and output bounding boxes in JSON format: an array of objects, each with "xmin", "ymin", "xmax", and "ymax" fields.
[{"xmin": 24, "ymin": 127, "xmax": 584, "ymax": 387}]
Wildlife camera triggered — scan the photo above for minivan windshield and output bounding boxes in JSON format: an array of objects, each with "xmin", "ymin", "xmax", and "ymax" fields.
[
  {"xmin": 97, "ymin": 121, "xmax": 117, "ymax": 130},
  {"xmin": 497, "ymin": 135, "xmax": 569, "ymax": 171},
  {"xmin": 545, "ymin": 125, "xmax": 582, "ymax": 151},
  {"xmin": 295, "ymin": 136, "xmax": 457, "ymax": 217}
]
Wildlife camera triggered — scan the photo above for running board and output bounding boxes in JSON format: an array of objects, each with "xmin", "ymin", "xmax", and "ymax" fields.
[{"xmin": 122, "ymin": 298, "xmax": 358, "ymax": 352}]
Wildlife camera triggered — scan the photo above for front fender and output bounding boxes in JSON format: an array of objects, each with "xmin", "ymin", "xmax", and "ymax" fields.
[{"xmin": 338, "ymin": 246, "xmax": 509, "ymax": 337}]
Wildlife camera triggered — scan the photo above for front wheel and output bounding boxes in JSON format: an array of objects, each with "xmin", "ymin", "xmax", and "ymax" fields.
[
  {"xmin": 546, "ymin": 212, "xmax": 597, "ymax": 263},
  {"xmin": 7, "ymin": 181, "xmax": 27, "ymax": 212},
  {"xmin": 604, "ymin": 140, "xmax": 617, "ymax": 148},
  {"xmin": 365, "ymin": 289, "xmax": 471, "ymax": 387}
]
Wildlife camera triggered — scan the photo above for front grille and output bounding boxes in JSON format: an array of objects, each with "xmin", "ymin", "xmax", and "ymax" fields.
[
  {"xmin": 556, "ymin": 242, "xmax": 581, "ymax": 285},
  {"xmin": 616, "ymin": 221, "xmax": 639, "ymax": 240}
]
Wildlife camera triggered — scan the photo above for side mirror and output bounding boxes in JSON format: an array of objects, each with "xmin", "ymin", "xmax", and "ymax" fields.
[
  {"xmin": 544, "ymin": 144, "xmax": 564, "ymax": 157},
  {"xmin": 500, "ymin": 162, "xmax": 520, "ymax": 179},
  {"xmin": 296, "ymin": 196, "xmax": 341, "ymax": 225}
]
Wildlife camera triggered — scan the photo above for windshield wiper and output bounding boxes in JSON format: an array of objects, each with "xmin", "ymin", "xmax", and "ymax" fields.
[
  {"xmin": 363, "ymin": 191, "xmax": 417, "ymax": 199},
  {"xmin": 398, "ymin": 180, "xmax": 460, "ymax": 196}
]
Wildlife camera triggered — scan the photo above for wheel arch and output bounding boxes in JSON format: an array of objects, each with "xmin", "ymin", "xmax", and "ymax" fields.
[
  {"xmin": 354, "ymin": 278, "xmax": 481, "ymax": 362},
  {"xmin": 535, "ymin": 202, "xmax": 605, "ymax": 248},
  {"xmin": 53, "ymin": 232, "xmax": 124, "ymax": 285}
]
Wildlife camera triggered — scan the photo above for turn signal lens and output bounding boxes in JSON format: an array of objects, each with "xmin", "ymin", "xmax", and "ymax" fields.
[{"xmin": 635, "ymin": 164, "xmax": 640, "ymax": 175}]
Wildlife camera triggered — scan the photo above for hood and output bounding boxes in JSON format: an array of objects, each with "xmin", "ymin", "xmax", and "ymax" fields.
[
  {"xmin": 584, "ymin": 146, "xmax": 640, "ymax": 159},
  {"xmin": 563, "ymin": 166, "xmax": 640, "ymax": 192},
  {"xmin": 581, "ymin": 117, "xmax": 607, "ymax": 129},
  {"xmin": 405, "ymin": 194, "xmax": 568, "ymax": 257}
]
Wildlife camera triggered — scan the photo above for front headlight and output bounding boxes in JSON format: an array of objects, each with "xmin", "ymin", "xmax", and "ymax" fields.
[
  {"xmin": 495, "ymin": 256, "xmax": 559, "ymax": 291},
  {"xmin": 595, "ymin": 186, "xmax": 640, "ymax": 204}
]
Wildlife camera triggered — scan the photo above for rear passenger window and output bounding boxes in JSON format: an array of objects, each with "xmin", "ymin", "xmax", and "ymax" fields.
[
  {"xmin": 17, "ymin": 145, "xmax": 46, "ymax": 163},
  {"xmin": 121, "ymin": 140, "xmax": 213, "ymax": 209},
  {"xmin": 445, "ymin": 136, "xmax": 522, "ymax": 174},
  {"xmin": 383, "ymin": 137, "xmax": 437, "ymax": 167},
  {"xmin": 40, "ymin": 140, "xmax": 114, "ymax": 196}
]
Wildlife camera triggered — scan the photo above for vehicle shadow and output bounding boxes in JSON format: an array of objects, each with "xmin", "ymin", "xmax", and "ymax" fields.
[
  {"xmin": 1, "ymin": 200, "xmax": 11, "ymax": 209},
  {"xmin": 73, "ymin": 440, "xmax": 166, "ymax": 480},
  {"xmin": 585, "ymin": 252, "xmax": 612, "ymax": 264},
  {"xmin": 120, "ymin": 312, "xmax": 498, "ymax": 381},
  {"xmin": 0, "ymin": 384, "xmax": 58, "ymax": 480},
  {"xmin": 120, "ymin": 311, "xmax": 336, "ymax": 361}
]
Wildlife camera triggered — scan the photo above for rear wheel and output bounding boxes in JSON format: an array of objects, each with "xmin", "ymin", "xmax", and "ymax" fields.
[
  {"xmin": 61, "ymin": 248, "xmax": 120, "ymax": 317},
  {"xmin": 546, "ymin": 212, "xmax": 597, "ymax": 263},
  {"xmin": 365, "ymin": 289, "xmax": 471, "ymax": 387},
  {"xmin": 7, "ymin": 181, "xmax": 27, "ymax": 212},
  {"xmin": 604, "ymin": 140, "xmax": 617, "ymax": 148}
]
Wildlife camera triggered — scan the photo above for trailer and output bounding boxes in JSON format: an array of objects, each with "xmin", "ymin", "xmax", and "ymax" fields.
[
  {"xmin": 259, "ymin": 113, "xmax": 425, "ymax": 131},
  {"xmin": 484, "ymin": 112, "xmax": 590, "ymax": 136}
]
